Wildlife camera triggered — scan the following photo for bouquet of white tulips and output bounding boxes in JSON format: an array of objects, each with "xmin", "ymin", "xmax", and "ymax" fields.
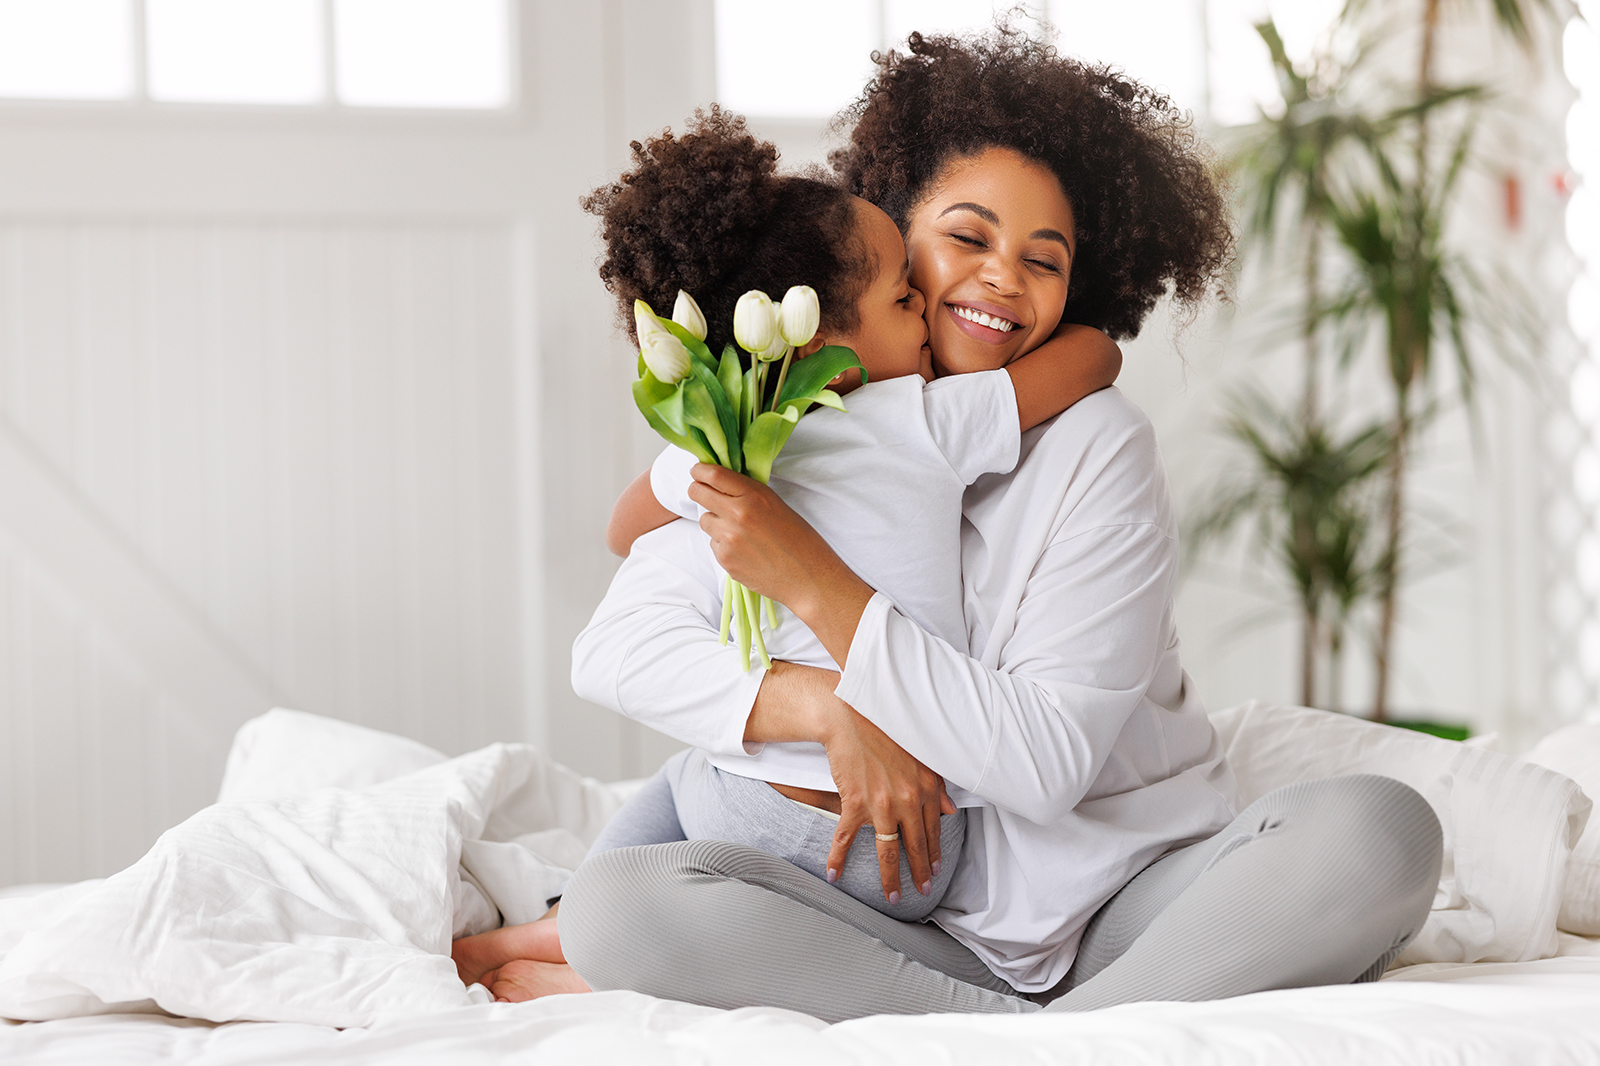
[{"xmin": 632, "ymin": 285, "xmax": 864, "ymax": 670}]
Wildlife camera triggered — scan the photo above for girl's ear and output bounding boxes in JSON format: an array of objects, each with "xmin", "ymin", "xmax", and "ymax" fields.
[{"xmin": 793, "ymin": 336, "xmax": 827, "ymax": 360}]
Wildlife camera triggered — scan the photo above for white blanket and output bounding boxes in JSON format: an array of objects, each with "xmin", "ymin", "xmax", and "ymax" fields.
[
  {"xmin": 0, "ymin": 705, "xmax": 1593, "ymax": 1030},
  {"xmin": 0, "ymin": 712, "xmax": 625, "ymax": 1027}
]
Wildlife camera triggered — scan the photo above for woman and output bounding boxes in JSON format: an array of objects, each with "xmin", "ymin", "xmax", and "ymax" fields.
[{"xmin": 554, "ymin": 32, "xmax": 1443, "ymax": 1019}]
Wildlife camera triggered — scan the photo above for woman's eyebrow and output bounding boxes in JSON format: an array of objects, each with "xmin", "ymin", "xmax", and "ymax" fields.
[
  {"xmin": 938, "ymin": 201, "xmax": 999, "ymax": 224},
  {"xmin": 1030, "ymin": 229, "xmax": 1073, "ymax": 257}
]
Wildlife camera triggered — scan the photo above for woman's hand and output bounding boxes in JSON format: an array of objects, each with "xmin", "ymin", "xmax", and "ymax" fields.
[
  {"xmin": 688, "ymin": 464, "xmax": 873, "ymax": 667},
  {"xmin": 747, "ymin": 662, "xmax": 956, "ymax": 904},
  {"xmin": 819, "ymin": 701, "xmax": 959, "ymax": 905}
]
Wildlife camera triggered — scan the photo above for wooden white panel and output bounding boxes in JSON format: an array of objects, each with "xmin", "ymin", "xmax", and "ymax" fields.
[{"xmin": 0, "ymin": 219, "xmax": 523, "ymax": 883}]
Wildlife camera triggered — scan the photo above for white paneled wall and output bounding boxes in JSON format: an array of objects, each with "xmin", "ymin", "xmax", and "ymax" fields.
[
  {"xmin": 0, "ymin": 221, "xmax": 523, "ymax": 884},
  {"xmin": 0, "ymin": 0, "xmax": 721, "ymax": 886}
]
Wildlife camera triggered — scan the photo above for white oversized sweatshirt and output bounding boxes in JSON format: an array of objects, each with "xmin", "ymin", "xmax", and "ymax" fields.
[{"xmin": 571, "ymin": 387, "xmax": 1237, "ymax": 992}]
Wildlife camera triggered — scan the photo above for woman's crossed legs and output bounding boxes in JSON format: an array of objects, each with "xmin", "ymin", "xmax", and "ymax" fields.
[{"xmin": 557, "ymin": 774, "xmax": 1442, "ymax": 1022}]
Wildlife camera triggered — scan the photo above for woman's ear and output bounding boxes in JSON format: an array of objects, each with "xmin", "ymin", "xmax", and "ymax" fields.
[{"xmin": 793, "ymin": 336, "xmax": 827, "ymax": 360}]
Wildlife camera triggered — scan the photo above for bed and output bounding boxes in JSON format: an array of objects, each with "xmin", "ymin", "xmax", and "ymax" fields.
[{"xmin": 4, "ymin": 704, "xmax": 1600, "ymax": 1065}]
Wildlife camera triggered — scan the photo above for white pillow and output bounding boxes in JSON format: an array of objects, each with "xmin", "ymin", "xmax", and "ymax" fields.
[
  {"xmin": 218, "ymin": 707, "xmax": 447, "ymax": 803},
  {"xmin": 1210, "ymin": 701, "xmax": 1592, "ymax": 965},
  {"xmin": 1521, "ymin": 722, "xmax": 1600, "ymax": 935}
]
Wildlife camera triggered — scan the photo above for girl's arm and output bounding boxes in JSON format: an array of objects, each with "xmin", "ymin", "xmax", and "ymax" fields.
[
  {"xmin": 606, "ymin": 469, "xmax": 677, "ymax": 557},
  {"xmin": 1005, "ymin": 323, "xmax": 1121, "ymax": 432}
]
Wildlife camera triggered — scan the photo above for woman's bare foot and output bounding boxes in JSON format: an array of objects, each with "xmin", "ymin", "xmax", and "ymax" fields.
[
  {"xmin": 485, "ymin": 959, "xmax": 591, "ymax": 1002},
  {"xmin": 452, "ymin": 905, "xmax": 565, "ymax": 987}
]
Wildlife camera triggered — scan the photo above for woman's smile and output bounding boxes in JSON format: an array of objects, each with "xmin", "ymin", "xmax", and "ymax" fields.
[
  {"xmin": 904, "ymin": 146, "xmax": 1076, "ymax": 376},
  {"xmin": 946, "ymin": 300, "xmax": 1021, "ymax": 340}
]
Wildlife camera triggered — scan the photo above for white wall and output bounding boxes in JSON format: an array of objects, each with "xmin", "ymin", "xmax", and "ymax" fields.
[{"xmin": 0, "ymin": 0, "xmax": 715, "ymax": 886}]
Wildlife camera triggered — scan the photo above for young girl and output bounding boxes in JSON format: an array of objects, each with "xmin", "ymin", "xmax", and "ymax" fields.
[{"xmin": 452, "ymin": 106, "xmax": 1120, "ymax": 996}]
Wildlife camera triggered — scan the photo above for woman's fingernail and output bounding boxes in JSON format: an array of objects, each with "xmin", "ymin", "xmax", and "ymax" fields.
[
  {"xmin": 931, "ymin": 860, "xmax": 942, "ymax": 876},
  {"xmin": 826, "ymin": 868, "xmax": 839, "ymax": 884},
  {"xmin": 888, "ymin": 891, "xmax": 900, "ymax": 905},
  {"xmin": 920, "ymin": 880, "xmax": 932, "ymax": 895}
]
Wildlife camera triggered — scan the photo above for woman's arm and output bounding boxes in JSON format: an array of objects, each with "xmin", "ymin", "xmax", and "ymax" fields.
[
  {"xmin": 571, "ymin": 521, "xmax": 951, "ymax": 900},
  {"xmin": 606, "ymin": 470, "xmax": 677, "ymax": 557},
  {"xmin": 1005, "ymin": 324, "xmax": 1121, "ymax": 432},
  {"xmin": 688, "ymin": 407, "xmax": 1175, "ymax": 826}
]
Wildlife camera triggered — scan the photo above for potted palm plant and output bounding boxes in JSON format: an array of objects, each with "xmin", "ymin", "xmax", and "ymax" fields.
[{"xmin": 1198, "ymin": 0, "xmax": 1551, "ymax": 727}]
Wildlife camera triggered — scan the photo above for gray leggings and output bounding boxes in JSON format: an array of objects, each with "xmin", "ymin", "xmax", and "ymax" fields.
[
  {"xmin": 559, "ymin": 774, "xmax": 1443, "ymax": 1022},
  {"xmin": 587, "ymin": 748, "xmax": 966, "ymax": 921}
]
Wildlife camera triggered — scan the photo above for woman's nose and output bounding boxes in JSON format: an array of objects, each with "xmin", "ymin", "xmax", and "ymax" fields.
[{"xmin": 977, "ymin": 254, "xmax": 1023, "ymax": 296}]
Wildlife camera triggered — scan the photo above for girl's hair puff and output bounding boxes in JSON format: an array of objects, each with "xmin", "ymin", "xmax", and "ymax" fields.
[
  {"xmin": 833, "ymin": 29, "xmax": 1233, "ymax": 340},
  {"xmin": 584, "ymin": 106, "xmax": 870, "ymax": 355}
]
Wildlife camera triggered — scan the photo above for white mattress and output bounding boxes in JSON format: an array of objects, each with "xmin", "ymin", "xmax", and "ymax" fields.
[{"xmin": 4, "ymin": 952, "xmax": 1600, "ymax": 1065}]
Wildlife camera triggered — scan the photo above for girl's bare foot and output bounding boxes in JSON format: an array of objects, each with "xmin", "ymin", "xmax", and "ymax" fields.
[
  {"xmin": 452, "ymin": 906, "xmax": 565, "ymax": 987},
  {"xmin": 486, "ymin": 960, "xmax": 591, "ymax": 1002}
]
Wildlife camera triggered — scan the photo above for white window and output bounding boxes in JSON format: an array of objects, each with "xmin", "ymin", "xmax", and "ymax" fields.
[
  {"xmin": 0, "ymin": 0, "xmax": 512, "ymax": 109},
  {"xmin": 0, "ymin": 0, "xmax": 134, "ymax": 100},
  {"xmin": 712, "ymin": 0, "xmax": 1343, "ymax": 126}
]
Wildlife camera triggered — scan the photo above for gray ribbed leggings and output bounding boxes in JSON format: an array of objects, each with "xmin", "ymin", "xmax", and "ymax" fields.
[{"xmin": 558, "ymin": 774, "xmax": 1442, "ymax": 1022}]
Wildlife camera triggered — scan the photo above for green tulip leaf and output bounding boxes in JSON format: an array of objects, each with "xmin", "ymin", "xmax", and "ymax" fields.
[
  {"xmin": 810, "ymin": 388, "xmax": 847, "ymax": 411},
  {"xmin": 743, "ymin": 407, "xmax": 801, "ymax": 484},
  {"xmin": 686, "ymin": 362, "xmax": 743, "ymax": 472},
  {"xmin": 775, "ymin": 345, "xmax": 865, "ymax": 409},
  {"xmin": 652, "ymin": 387, "xmax": 688, "ymax": 436},
  {"xmin": 633, "ymin": 376, "xmax": 715, "ymax": 464},
  {"xmin": 718, "ymin": 344, "xmax": 744, "ymax": 424}
]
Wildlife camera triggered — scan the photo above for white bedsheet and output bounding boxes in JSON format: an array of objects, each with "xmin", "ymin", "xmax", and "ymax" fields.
[
  {"xmin": 5, "ymin": 960, "xmax": 1600, "ymax": 1065},
  {"xmin": 4, "ymin": 708, "xmax": 1600, "ymax": 1064}
]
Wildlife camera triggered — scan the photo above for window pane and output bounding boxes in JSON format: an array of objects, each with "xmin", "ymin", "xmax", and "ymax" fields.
[
  {"xmin": 715, "ymin": 0, "xmax": 877, "ymax": 119},
  {"xmin": 0, "ymin": 0, "xmax": 133, "ymax": 100},
  {"xmin": 146, "ymin": 0, "xmax": 324, "ymax": 104},
  {"xmin": 334, "ymin": 0, "xmax": 510, "ymax": 109},
  {"xmin": 1050, "ymin": 0, "xmax": 1206, "ymax": 118}
]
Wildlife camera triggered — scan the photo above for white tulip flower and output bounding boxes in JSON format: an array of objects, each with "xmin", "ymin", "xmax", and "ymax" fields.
[
  {"xmin": 779, "ymin": 285, "xmax": 820, "ymax": 347},
  {"xmin": 672, "ymin": 290, "xmax": 708, "ymax": 342},
  {"xmin": 756, "ymin": 335, "xmax": 789, "ymax": 363},
  {"xmin": 640, "ymin": 331, "xmax": 692, "ymax": 384},
  {"xmin": 733, "ymin": 290, "xmax": 779, "ymax": 354},
  {"xmin": 635, "ymin": 298, "xmax": 673, "ymax": 347}
]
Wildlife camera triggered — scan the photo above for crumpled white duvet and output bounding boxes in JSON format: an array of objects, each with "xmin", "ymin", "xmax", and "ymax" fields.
[{"xmin": 0, "ymin": 712, "xmax": 625, "ymax": 1028}]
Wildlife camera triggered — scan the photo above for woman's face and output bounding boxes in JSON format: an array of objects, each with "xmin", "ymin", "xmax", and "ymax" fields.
[{"xmin": 904, "ymin": 147, "xmax": 1075, "ymax": 377}]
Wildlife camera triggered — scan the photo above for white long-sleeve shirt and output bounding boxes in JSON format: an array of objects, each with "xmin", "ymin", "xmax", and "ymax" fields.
[
  {"xmin": 644, "ymin": 370, "xmax": 1019, "ymax": 797},
  {"xmin": 571, "ymin": 388, "xmax": 1237, "ymax": 992}
]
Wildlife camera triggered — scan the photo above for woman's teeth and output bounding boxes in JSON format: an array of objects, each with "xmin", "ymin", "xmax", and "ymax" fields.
[{"xmin": 951, "ymin": 305, "xmax": 1016, "ymax": 332}]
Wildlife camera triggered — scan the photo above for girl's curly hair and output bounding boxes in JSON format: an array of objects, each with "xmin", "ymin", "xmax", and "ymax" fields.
[
  {"xmin": 834, "ymin": 29, "xmax": 1233, "ymax": 340},
  {"xmin": 583, "ymin": 106, "xmax": 870, "ymax": 355}
]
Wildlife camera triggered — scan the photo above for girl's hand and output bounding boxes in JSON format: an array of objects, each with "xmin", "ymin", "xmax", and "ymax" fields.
[
  {"xmin": 819, "ymin": 701, "xmax": 959, "ymax": 905},
  {"xmin": 688, "ymin": 464, "xmax": 873, "ymax": 667}
]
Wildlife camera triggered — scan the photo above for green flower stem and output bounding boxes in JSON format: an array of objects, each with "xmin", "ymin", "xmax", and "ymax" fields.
[
  {"xmin": 735, "ymin": 577, "xmax": 753, "ymax": 672},
  {"xmin": 719, "ymin": 572, "xmax": 734, "ymax": 646},
  {"xmin": 763, "ymin": 595, "xmax": 778, "ymax": 630},
  {"xmin": 742, "ymin": 584, "xmax": 771, "ymax": 669},
  {"xmin": 769, "ymin": 347, "xmax": 795, "ymax": 414}
]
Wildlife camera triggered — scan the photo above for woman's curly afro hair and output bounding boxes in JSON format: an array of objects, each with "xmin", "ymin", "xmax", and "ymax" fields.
[
  {"xmin": 583, "ymin": 106, "xmax": 870, "ymax": 356},
  {"xmin": 834, "ymin": 29, "xmax": 1233, "ymax": 340}
]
